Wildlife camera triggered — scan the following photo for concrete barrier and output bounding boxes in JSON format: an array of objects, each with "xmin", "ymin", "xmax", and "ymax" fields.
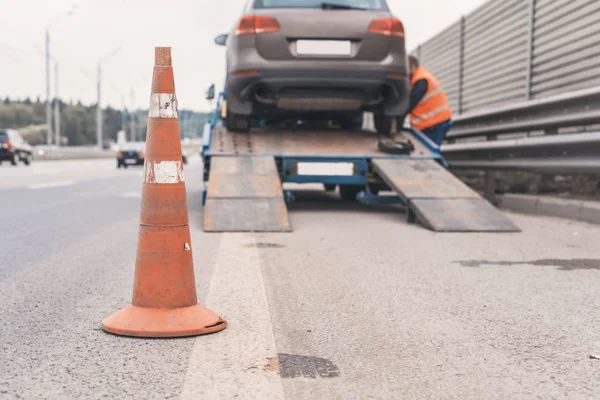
[
  {"xmin": 34, "ymin": 146, "xmax": 116, "ymax": 161},
  {"xmin": 498, "ymin": 194, "xmax": 600, "ymax": 225}
]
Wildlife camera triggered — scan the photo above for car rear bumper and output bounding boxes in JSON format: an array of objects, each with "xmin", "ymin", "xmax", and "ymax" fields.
[
  {"xmin": 227, "ymin": 56, "xmax": 409, "ymax": 117},
  {"xmin": 0, "ymin": 148, "xmax": 14, "ymax": 160}
]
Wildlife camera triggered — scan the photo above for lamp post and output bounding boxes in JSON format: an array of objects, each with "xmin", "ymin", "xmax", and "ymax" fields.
[
  {"xmin": 54, "ymin": 60, "xmax": 60, "ymax": 146},
  {"xmin": 96, "ymin": 46, "xmax": 121, "ymax": 148},
  {"xmin": 45, "ymin": 4, "xmax": 78, "ymax": 145}
]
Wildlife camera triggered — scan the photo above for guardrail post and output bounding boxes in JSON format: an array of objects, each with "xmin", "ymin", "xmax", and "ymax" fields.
[
  {"xmin": 458, "ymin": 16, "xmax": 466, "ymax": 115},
  {"xmin": 525, "ymin": 0, "xmax": 536, "ymax": 100}
]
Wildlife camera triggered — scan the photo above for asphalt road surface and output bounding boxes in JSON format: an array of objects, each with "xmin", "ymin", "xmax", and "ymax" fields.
[{"xmin": 1, "ymin": 157, "xmax": 600, "ymax": 399}]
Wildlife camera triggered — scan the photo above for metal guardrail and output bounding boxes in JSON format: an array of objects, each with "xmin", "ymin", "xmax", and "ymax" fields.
[
  {"xmin": 409, "ymin": 0, "xmax": 600, "ymax": 203},
  {"xmin": 446, "ymin": 87, "xmax": 600, "ymax": 140},
  {"xmin": 440, "ymin": 88, "xmax": 600, "ymax": 202},
  {"xmin": 443, "ymin": 132, "xmax": 600, "ymax": 174}
]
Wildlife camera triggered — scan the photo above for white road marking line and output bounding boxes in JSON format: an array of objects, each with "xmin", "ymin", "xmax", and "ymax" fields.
[
  {"xmin": 33, "ymin": 168, "xmax": 59, "ymax": 175},
  {"xmin": 28, "ymin": 180, "xmax": 76, "ymax": 190},
  {"xmin": 180, "ymin": 233, "xmax": 285, "ymax": 399},
  {"xmin": 121, "ymin": 191, "xmax": 141, "ymax": 198}
]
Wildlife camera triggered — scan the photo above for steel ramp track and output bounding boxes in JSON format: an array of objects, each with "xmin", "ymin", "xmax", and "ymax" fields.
[
  {"xmin": 203, "ymin": 156, "xmax": 292, "ymax": 232},
  {"xmin": 372, "ymin": 159, "xmax": 520, "ymax": 232}
]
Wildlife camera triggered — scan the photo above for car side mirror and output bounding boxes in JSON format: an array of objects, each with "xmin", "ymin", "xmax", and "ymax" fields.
[
  {"xmin": 206, "ymin": 84, "xmax": 215, "ymax": 100},
  {"xmin": 214, "ymin": 33, "xmax": 228, "ymax": 47}
]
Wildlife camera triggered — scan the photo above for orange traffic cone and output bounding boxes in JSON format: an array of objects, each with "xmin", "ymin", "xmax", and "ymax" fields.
[{"xmin": 101, "ymin": 47, "xmax": 227, "ymax": 338}]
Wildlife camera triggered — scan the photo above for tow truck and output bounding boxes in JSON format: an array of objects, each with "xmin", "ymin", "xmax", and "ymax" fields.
[{"xmin": 200, "ymin": 90, "xmax": 520, "ymax": 233}]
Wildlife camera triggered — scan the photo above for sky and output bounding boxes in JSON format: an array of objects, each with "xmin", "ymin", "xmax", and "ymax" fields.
[{"xmin": 1, "ymin": 0, "xmax": 488, "ymax": 112}]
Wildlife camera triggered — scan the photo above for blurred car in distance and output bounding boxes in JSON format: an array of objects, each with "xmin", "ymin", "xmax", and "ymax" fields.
[
  {"xmin": 215, "ymin": 0, "xmax": 409, "ymax": 134},
  {"xmin": 116, "ymin": 141, "xmax": 189, "ymax": 169},
  {"xmin": 116, "ymin": 141, "xmax": 145, "ymax": 169},
  {"xmin": 0, "ymin": 129, "xmax": 33, "ymax": 166}
]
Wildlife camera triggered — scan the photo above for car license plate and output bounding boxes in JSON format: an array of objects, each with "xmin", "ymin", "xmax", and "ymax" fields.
[
  {"xmin": 125, "ymin": 158, "xmax": 138, "ymax": 164},
  {"xmin": 297, "ymin": 162, "xmax": 354, "ymax": 176},
  {"xmin": 296, "ymin": 40, "xmax": 351, "ymax": 56}
]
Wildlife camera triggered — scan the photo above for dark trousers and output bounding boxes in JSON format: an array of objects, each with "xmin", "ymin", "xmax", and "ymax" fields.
[{"xmin": 421, "ymin": 120, "xmax": 453, "ymax": 146}]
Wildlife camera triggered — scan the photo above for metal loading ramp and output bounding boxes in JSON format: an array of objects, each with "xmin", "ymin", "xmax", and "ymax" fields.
[
  {"xmin": 372, "ymin": 159, "xmax": 521, "ymax": 232},
  {"xmin": 203, "ymin": 156, "xmax": 292, "ymax": 232}
]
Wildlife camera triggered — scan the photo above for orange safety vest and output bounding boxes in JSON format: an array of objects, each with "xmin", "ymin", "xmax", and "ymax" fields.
[{"xmin": 409, "ymin": 66, "xmax": 452, "ymax": 131}]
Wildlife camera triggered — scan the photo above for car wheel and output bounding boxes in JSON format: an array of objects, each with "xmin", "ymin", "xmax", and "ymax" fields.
[
  {"xmin": 341, "ymin": 113, "xmax": 364, "ymax": 131},
  {"xmin": 11, "ymin": 152, "xmax": 18, "ymax": 166},
  {"xmin": 117, "ymin": 161, "xmax": 122, "ymax": 169},
  {"xmin": 339, "ymin": 185, "xmax": 363, "ymax": 201},
  {"xmin": 226, "ymin": 104, "xmax": 251, "ymax": 132},
  {"xmin": 374, "ymin": 113, "xmax": 393, "ymax": 135},
  {"xmin": 24, "ymin": 154, "xmax": 32, "ymax": 166}
]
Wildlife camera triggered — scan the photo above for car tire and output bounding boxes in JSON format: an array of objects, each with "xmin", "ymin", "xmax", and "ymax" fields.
[
  {"xmin": 117, "ymin": 162, "xmax": 122, "ymax": 169},
  {"xmin": 11, "ymin": 152, "xmax": 18, "ymax": 166},
  {"xmin": 24, "ymin": 154, "xmax": 32, "ymax": 166},
  {"xmin": 226, "ymin": 105, "xmax": 251, "ymax": 132},
  {"xmin": 339, "ymin": 185, "xmax": 363, "ymax": 201},
  {"xmin": 374, "ymin": 113, "xmax": 393, "ymax": 135},
  {"xmin": 341, "ymin": 113, "xmax": 364, "ymax": 131}
]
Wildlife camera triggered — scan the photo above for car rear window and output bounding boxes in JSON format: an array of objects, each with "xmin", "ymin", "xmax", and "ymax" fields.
[
  {"xmin": 254, "ymin": 0, "xmax": 388, "ymax": 10},
  {"xmin": 0, "ymin": 132, "xmax": 8, "ymax": 142}
]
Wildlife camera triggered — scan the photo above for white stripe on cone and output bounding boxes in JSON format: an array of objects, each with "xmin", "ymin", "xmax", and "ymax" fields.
[
  {"xmin": 149, "ymin": 93, "xmax": 178, "ymax": 118},
  {"xmin": 144, "ymin": 160, "xmax": 185, "ymax": 184}
]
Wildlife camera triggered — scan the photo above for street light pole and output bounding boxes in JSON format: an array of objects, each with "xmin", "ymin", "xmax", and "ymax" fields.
[
  {"xmin": 54, "ymin": 61, "xmax": 60, "ymax": 146},
  {"xmin": 96, "ymin": 46, "xmax": 121, "ymax": 149},
  {"xmin": 45, "ymin": 28, "xmax": 52, "ymax": 145},
  {"xmin": 45, "ymin": 4, "xmax": 78, "ymax": 146},
  {"xmin": 130, "ymin": 86, "xmax": 136, "ymax": 142},
  {"xmin": 96, "ymin": 63, "xmax": 102, "ymax": 148}
]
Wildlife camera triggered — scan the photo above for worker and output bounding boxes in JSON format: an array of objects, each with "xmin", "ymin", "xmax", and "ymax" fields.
[{"xmin": 404, "ymin": 55, "xmax": 453, "ymax": 146}]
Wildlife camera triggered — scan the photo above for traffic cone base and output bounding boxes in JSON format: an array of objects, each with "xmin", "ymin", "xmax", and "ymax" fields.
[{"xmin": 101, "ymin": 304, "xmax": 226, "ymax": 338}]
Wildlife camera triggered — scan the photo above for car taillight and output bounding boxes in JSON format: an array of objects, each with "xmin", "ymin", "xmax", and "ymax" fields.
[
  {"xmin": 2, "ymin": 141, "xmax": 12, "ymax": 149},
  {"xmin": 368, "ymin": 18, "xmax": 404, "ymax": 38},
  {"xmin": 117, "ymin": 151, "xmax": 122, "ymax": 157},
  {"xmin": 139, "ymin": 151, "xmax": 145, "ymax": 157},
  {"xmin": 235, "ymin": 16, "xmax": 280, "ymax": 36}
]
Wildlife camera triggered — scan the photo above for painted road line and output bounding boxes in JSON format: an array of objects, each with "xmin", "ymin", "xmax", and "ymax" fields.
[
  {"xmin": 121, "ymin": 191, "xmax": 141, "ymax": 198},
  {"xmin": 28, "ymin": 181, "xmax": 76, "ymax": 190},
  {"xmin": 180, "ymin": 233, "xmax": 285, "ymax": 399}
]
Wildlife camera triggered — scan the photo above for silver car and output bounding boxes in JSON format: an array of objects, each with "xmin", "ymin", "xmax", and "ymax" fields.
[{"xmin": 215, "ymin": 0, "xmax": 409, "ymax": 134}]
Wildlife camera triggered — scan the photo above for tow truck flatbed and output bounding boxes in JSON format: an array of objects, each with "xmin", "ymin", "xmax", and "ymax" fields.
[{"xmin": 200, "ymin": 92, "xmax": 520, "ymax": 233}]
